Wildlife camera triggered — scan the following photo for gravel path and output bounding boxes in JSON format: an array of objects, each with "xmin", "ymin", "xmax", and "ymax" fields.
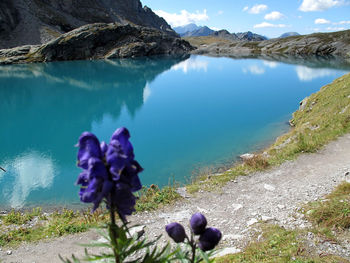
[{"xmin": 2, "ymin": 134, "xmax": 350, "ymax": 262}]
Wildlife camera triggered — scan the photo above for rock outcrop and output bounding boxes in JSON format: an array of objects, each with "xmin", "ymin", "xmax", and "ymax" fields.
[
  {"xmin": 0, "ymin": 23, "xmax": 194, "ymax": 64},
  {"xmin": 0, "ymin": 0, "xmax": 176, "ymax": 49},
  {"xmin": 191, "ymin": 30, "xmax": 350, "ymax": 58}
]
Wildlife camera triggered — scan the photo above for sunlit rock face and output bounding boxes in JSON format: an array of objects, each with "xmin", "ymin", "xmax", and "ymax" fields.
[{"xmin": 0, "ymin": 0, "xmax": 177, "ymax": 49}]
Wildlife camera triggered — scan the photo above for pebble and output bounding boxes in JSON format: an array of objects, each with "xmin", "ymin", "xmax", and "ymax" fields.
[
  {"xmin": 264, "ymin": 184, "xmax": 276, "ymax": 192},
  {"xmin": 215, "ymin": 247, "xmax": 241, "ymax": 257},
  {"xmin": 247, "ymin": 218, "xmax": 258, "ymax": 226},
  {"xmin": 7, "ymin": 250, "xmax": 12, "ymax": 255}
]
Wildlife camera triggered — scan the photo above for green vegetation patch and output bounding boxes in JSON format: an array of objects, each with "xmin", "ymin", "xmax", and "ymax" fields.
[
  {"xmin": 0, "ymin": 209, "xmax": 108, "ymax": 247},
  {"xmin": 215, "ymin": 224, "xmax": 349, "ymax": 263},
  {"xmin": 184, "ymin": 36, "xmax": 232, "ymax": 48},
  {"xmin": 304, "ymin": 182, "xmax": 350, "ymax": 230},
  {"xmin": 135, "ymin": 184, "xmax": 181, "ymax": 212},
  {"xmin": 0, "ymin": 184, "xmax": 180, "ymax": 247}
]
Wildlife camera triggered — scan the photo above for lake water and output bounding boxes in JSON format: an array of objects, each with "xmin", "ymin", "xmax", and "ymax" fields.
[{"xmin": 0, "ymin": 55, "xmax": 349, "ymax": 209}]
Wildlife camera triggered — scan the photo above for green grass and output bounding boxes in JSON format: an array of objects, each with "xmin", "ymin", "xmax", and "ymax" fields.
[
  {"xmin": 215, "ymin": 224, "xmax": 349, "ymax": 263},
  {"xmin": 184, "ymin": 36, "xmax": 232, "ymax": 47},
  {"xmin": 188, "ymin": 72, "xmax": 350, "ymax": 193},
  {"xmin": 304, "ymin": 182, "xmax": 350, "ymax": 230},
  {"xmin": 0, "ymin": 209, "xmax": 109, "ymax": 247},
  {"xmin": 0, "ymin": 184, "xmax": 180, "ymax": 248},
  {"xmin": 135, "ymin": 184, "xmax": 181, "ymax": 212}
]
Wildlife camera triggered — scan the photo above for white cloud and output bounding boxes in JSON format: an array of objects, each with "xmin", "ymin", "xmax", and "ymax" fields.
[
  {"xmin": 242, "ymin": 65, "xmax": 265, "ymax": 75},
  {"xmin": 154, "ymin": 9, "xmax": 209, "ymax": 27},
  {"xmin": 243, "ymin": 4, "xmax": 268, "ymax": 14},
  {"xmin": 264, "ymin": 11, "xmax": 284, "ymax": 20},
  {"xmin": 338, "ymin": 20, "xmax": 350, "ymax": 24},
  {"xmin": 210, "ymin": 26, "xmax": 221, "ymax": 31},
  {"xmin": 326, "ymin": 26, "xmax": 346, "ymax": 31},
  {"xmin": 171, "ymin": 57, "xmax": 208, "ymax": 74},
  {"xmin": 295, "ymin": 66, "xmax": 336, "ymax": 81},
  {"xmin": 315, "ymin": 18, "xmax": 331, "ymax": 24},
  {"xmin": 254, "ymin": 22, "xmax": 287, "ymax": 28},
  {"xmin": 217, "ymin": 10, "xmax": 224, "ymax": 15},
  {"xmin": 299, "ymin": 0, "xmax": 343, "ymax": 12}
]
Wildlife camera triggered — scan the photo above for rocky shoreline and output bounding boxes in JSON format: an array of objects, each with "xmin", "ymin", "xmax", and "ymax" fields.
[
  {"xmin": 0, "ymin": 23, "xmax": 193, "ymax": 65},
  {"xmin": 190, "ymin": 29, "xmax": 350, "ymax": 58}
]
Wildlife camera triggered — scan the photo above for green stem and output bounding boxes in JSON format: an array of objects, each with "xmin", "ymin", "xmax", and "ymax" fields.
[
  {"xmin": 190, "ymin": 233, "xmax": 196, "ymax": 263},
  {"xmin": 109, "ymin": 204, "xmax": 120, "ymax": 263}
]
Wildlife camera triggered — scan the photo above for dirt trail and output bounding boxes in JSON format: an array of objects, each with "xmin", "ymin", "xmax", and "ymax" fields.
[{"xmin": 2, "ymin": 134, "xmax": 350, "ymax": 263}]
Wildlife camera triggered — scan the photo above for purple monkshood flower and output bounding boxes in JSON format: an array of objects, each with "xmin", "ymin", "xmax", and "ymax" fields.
[
  {"xmin": 76, "ymin": 127, "xmax": 143, "ymax": 219},
  {"xmin": 190, "ymin": 213, "xmax": 207, "ymax": 235},
  {"xmin": 198, "ymin": 227, "xmax": 222, "ymax": 251},
  {"xmin": 165, "ymin": 222, "xmax": 186, "ymax": 243}
]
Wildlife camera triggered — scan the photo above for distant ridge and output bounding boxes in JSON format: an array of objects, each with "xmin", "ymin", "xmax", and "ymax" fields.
[
  {"xmin": 182, "ymin": 26, "xmax": 215, "ymax": 37},
  {"xmin": 173, "ymin": 23, "xmax": 201, "ymax": 34},
  {"xmin": 178, "ymin": 23, "xmax": 267, "ymax": 41},
  {"xmin": 279, "ymin": 32, "xmax": 300, "ymax": 38}
]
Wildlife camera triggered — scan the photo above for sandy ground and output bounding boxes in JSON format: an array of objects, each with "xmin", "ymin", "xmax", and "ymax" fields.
[{"xmin": 2, "ymin": 134, "xmax": 350, "ymax": 263}]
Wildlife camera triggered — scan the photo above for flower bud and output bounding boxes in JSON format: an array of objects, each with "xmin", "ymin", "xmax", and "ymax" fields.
[
  {"xmin": 198, "ymin": 227, "xmax": 222, "ymax": 251},
  {"xmin": 190, "ymin": 213, "xmax": 207, "ymax": 235},
  {"xmin": 165, "ymin": 222, "xmax": 186, "ymax": 243}
]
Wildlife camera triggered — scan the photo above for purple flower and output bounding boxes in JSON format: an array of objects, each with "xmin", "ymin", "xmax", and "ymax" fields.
[
  {"xmin": 198, "ymin": 227, "xmax": 222, "ymax": 251},
  {"xmin": 77, "ymin": 132, "xmax": 102, "ymax": 169},
  {"xmin": 165, "ymin": 223, "xmax": 186, "ymax": 243},
  {"xmin": 190, "ymin": 213, "xmax": 207, "ymax": 235},
  {"xmin": 76, "ymin": 127, "xmax": 143, "ymax": 217}
]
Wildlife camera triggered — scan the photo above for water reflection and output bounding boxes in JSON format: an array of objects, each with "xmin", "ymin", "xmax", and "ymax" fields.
[
  {"xmin": 242, "ymin": 65, "xmax": 265, "ymax": 75},
  {"xmin": 295, "ymin": 66, "xmax": 337, "ymax": 81},
  {"xmin": 0, "ymin": 54, "xmax": 348, "ymax": 208},
  {"xmin": 263, "ymin": 61, "xmax": 279, "ymax": 68},
  {"xmin": 171, "ymin": 56, "xmax": 208, "ymax": 73},
  {"xmin": 0, "ymin": 55, "xmax": 188, "ymax": 208},
  {"xmin": 3, "ymin": 152, "xmax": 55, "ymax": 208}
]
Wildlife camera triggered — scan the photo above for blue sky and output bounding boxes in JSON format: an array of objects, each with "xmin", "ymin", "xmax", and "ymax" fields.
[{"xmin": 141, "ymin": 0, "xmax": 350, "ymax": 38}]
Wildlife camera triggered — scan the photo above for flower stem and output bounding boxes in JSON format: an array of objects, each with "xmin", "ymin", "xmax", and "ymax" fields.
[
  {"xmin": 109, "ymin": 204, "xmax": 120, "ymax": 263},
  {"xmin": 190, "ymin": 233, "xmax": 196, "ymax": 263}
]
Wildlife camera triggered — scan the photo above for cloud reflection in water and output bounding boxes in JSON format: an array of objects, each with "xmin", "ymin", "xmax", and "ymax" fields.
[
  {"xmin": 295, "ymin": 66, "xmax": 336, "ymax": 81},
  {"xmin": 171, "ymin": 56, "xmax": 208, "ymax": 73},
  {"xmin": 4, "ymin": 151, "xmax": 55, "ymax": 208}
]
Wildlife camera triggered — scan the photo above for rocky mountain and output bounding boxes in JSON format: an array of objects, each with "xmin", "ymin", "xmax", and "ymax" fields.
[
  {"xmin": 182, "ymin": 26, "xmax": 214, "ymax": 37},
  {"xmin": 0, "ymin": 0, "xmax": 176, "ymax": 49},
  {"xmin": 173, "ymin": 23, "xmax": 201, "ymax": 35},
  {"xmin": 211, "ymin": 30, "xmax": 267, "ymax": 41},
  {"xmin": 279, "ymin": 32, "xmax": 300, "ymax": 38},
  {"xmin": 191, "ymin": 29, "xmax": 350, "ymax": 58},
  {"xmin": 0, "ymin": 23, "xmax": 194, "ymax": 65}
]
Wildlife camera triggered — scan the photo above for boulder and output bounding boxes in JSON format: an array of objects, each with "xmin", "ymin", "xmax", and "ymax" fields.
[{"xmin": 0, "ymin": 23, "xmax": 194, "ymax": 64}]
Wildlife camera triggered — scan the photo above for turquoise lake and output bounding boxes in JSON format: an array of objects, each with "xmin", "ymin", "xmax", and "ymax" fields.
[{"xmin": 0, "ymin": 55, "xmax": 349, "ymax": 209}]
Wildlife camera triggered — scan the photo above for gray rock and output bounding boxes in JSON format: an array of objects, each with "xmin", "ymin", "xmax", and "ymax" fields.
[
  {"xmin": 240, "ymin": 153, "xmax": 256, "ymax": 161},
  {"xmin": 192, "ymin": 30, "xmax": 350, "ymax": 58},
  {"xmin": 0, "ymin": 23, "xmax": 194, "ymax": 64},
  {"xmin": 0, "ymin": 0, "xmax": 177, "ymax": 49}
]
